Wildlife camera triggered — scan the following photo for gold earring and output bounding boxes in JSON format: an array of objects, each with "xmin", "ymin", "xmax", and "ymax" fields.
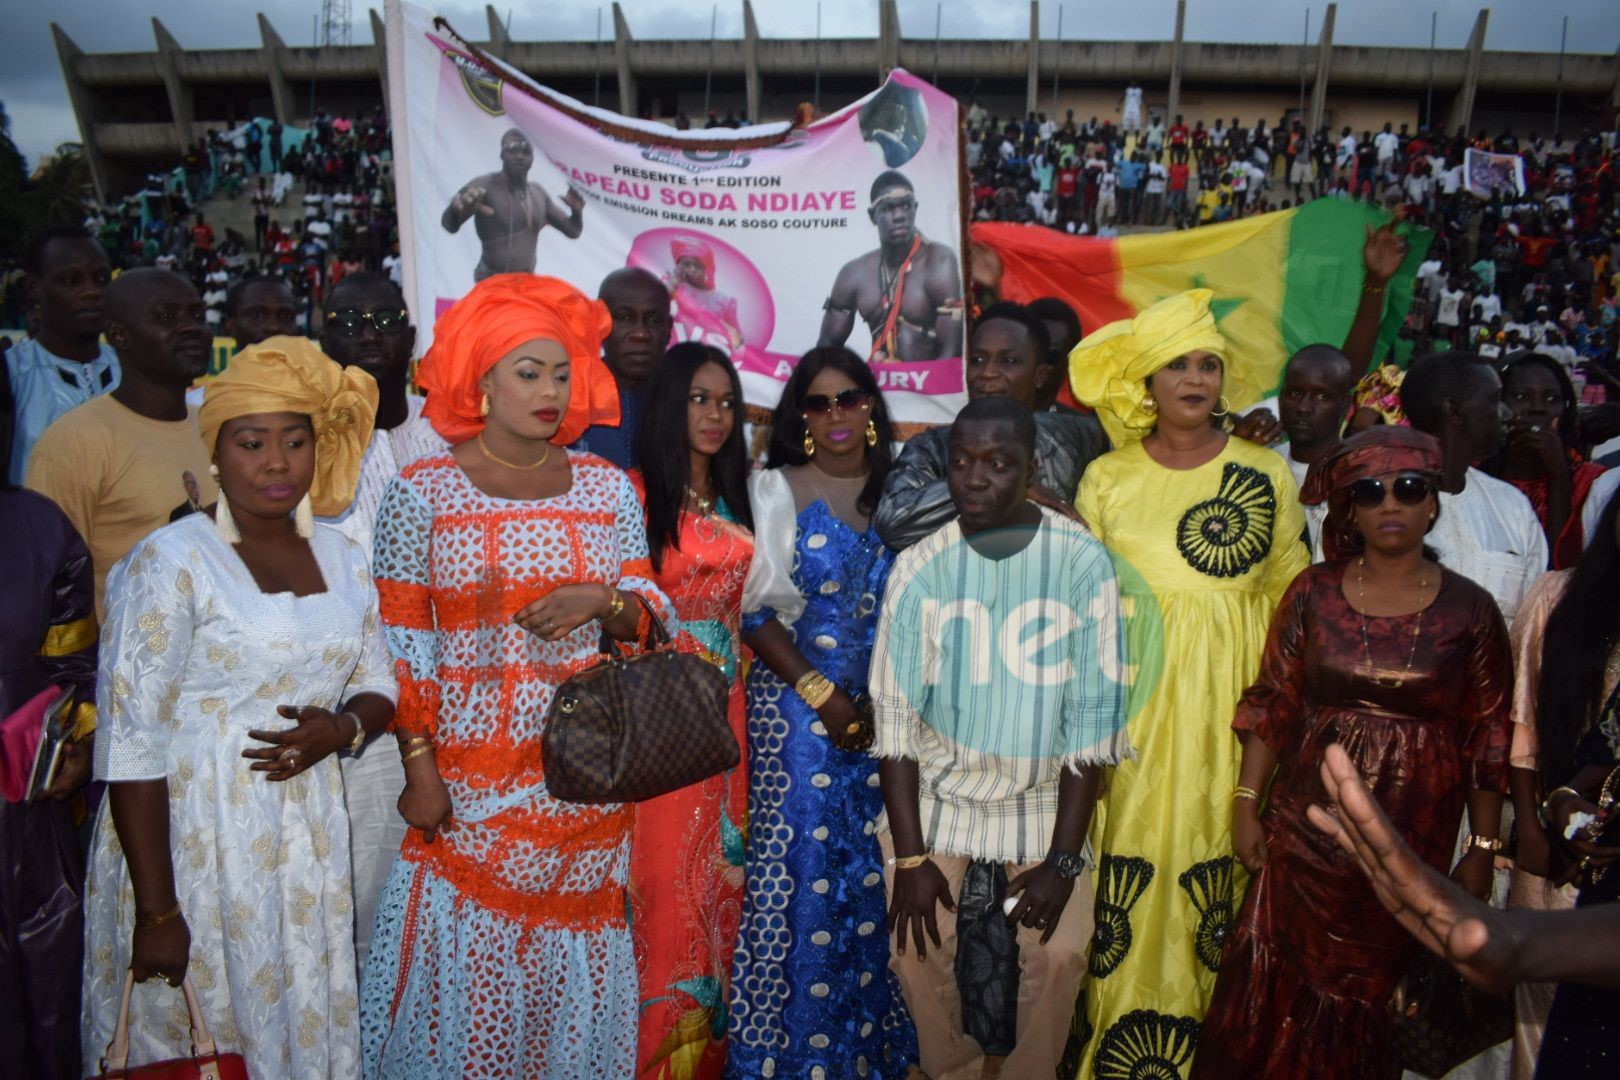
[
  {"xmin": 1141, "ymin": 396, "xmax": 1158, "ymax": 413},
  {"xmin": 480, "ymin": 393, "xmax": 491, "ymax": 417},
  {"xmin": 803, "ymin": 426, "xmax": 816, "ymax": 458},
  {"xmin": 1212, "ymin": 394, "xmax": 1233, "ymax": 417},
  {"xmin": 865, "ymin": 419, "xmax": 878, "ymax": 447}
]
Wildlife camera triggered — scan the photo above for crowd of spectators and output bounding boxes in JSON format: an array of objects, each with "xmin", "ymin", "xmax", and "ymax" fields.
[
  {"xmin": 967, "ymin": 102, "xmax": 1620, "ymax": 393},
  {"xmin": 2, "ymin": 106, "xmax": 401, "ymax": 341}
]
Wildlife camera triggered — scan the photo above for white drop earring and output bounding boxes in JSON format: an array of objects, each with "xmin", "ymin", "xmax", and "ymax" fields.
[
  {"xmin": 209, "ymin": 464, "xmax": 241, "ymax": 544},
  {"xmin": 294, "ymin": 494, "xmax": 316, "ymax": 539}
]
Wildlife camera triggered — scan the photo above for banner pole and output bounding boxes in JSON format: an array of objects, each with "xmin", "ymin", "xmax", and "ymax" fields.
[
  {"xmin": 593, "ymin": 7, "xmax": 602, "ymax": 108},
  {"xmin": 814, "ymin": 3, "xmax": 822, "ymax": 111},
  {"xmin": 1052, "ymin": 5, "xmax": 1063, "ymax": 114},
  {"xmin": 704, "ymin": 5, "xmax": 717, "ymax": 118}
]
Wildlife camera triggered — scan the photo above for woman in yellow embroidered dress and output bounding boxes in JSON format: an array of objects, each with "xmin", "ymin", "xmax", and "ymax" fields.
[
  {"xmin": 360, "ymin": 276, "xmax": 673, "ymax": 1079},
  {"xmin": 1059, "ymin": 290, "xmax": 1309, "ymax": 1080}
]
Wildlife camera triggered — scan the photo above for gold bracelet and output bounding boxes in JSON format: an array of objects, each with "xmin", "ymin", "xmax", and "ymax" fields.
[
  {"xmin": 1363, "ymin": 281, "xmax": 1388, "ymax": 295},
  {"xmin": 890, "ymin": 853, "xmax": 931, "ymax": 871},
  {"xmin": 399, "ymin": 735, "xmax": 432, "ymax": 749},
  {"xmin": 603, "ymin": 588, "xmax": 625, "ymax": 622},
  {"xmin": 402, "ymin": 744, "xmax": 434, "ymax": 764},
  {"xmin": 1233, "ymin": 785, "xmax": 1261, "ymax": 802},
  {"xmin": 135, "ymin": 900, "xmax": 182, "ymax": 930},
  {"xmin": 795, "ymin": 670, "xmax": 835, "ymax": 709},
  {"xmin": 1467, "ymin": 834, "xmax": 1504, "ymax": 853}
]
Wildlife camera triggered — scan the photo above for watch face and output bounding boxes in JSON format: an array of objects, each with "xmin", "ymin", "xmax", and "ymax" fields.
[{"xmin": 1053, "ymin": 851, "xmax": 1085, "ymax": 879}]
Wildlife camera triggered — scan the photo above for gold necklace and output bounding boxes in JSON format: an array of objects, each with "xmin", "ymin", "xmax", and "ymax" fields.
[
  {"xmin": 1356, "ymin": 556, "xmax": 1429, "ymax": 688},
  {"xmin": 478, "ymin": 432, "xmax": 551, "ymax": 471},
  {"xmin": 686, "ymin": 485, "xmax": 715, "ymax": 516}
]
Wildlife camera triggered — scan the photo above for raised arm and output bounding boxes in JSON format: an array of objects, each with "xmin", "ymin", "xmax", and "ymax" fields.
[
  {"xmin": 1342, "ymin": 219, "xmax": 1409, "ymax": 373},
  {"xmin": 547, "ymin": 186, "xmax": 586, "ymax": 240}
]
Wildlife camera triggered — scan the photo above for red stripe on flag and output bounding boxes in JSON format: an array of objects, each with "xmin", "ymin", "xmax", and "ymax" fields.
[{"xmin": 971, "ymin": 222, "xmax": 1133, "ymax": 410}]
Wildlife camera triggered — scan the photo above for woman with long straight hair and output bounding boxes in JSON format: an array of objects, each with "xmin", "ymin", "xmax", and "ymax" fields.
[
  {"xmin": 627, "ymin": 343, "xmax": 755, "ymax": 1078},
  {"xmin": 725, "ymin": 347, "xmax": 917, "ymax": 1079}
]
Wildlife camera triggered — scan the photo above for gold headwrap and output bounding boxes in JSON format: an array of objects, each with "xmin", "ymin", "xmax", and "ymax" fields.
[
  {"xmin": 199, "ymin": 335, "xmax": 378, "ymax": 517},
  {"xmin": 1067, "ymin": 289, "xmax": 1239, "ymax": 447}
]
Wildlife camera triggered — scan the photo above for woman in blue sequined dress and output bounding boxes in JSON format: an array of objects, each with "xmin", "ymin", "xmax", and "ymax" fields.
[{"xmin": 728, "ymin": 348, "xmax": 917, "ymax": 1080}]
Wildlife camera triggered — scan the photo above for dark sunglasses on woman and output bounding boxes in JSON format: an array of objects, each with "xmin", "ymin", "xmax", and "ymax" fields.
[
  {"xmin": 1348, "ymin": 472, "xmax": 1436, "ymax": 509},
  {"xmin": 803, "ymin": 388, "xmax": 873, "ymax": 415},
  {"xmin": 325, "ymin": 307, "xmax": 409, "ymax": 335}
]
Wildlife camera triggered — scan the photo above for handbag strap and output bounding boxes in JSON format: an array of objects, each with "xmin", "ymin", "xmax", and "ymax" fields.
[
  {"xmin": 103, "ymin": 972, "xmax": 219, "ymax": 1072},
  {"xmin": 593, "ymin": 589, "xmax": 672, "ymax": 656}
]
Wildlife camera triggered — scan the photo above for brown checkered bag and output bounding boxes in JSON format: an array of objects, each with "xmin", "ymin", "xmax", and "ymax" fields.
[{"xmin": 541, "ymin": 592, "xmax": 736, "ymax": 803}]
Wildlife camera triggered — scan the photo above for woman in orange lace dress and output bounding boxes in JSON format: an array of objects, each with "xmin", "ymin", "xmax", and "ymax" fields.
[{"xmin": 360, "ymin": 276, "xmax": 673, "ymax": 1079}]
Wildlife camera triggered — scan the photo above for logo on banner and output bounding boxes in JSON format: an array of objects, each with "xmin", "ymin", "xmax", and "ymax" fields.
[
  {"xmin": 451, "ymin": 51, "xmax": 504, "ymax": 115},
  {"xmin": 638, "ymin": 131, "xmax": 811, "ymax": 176}
]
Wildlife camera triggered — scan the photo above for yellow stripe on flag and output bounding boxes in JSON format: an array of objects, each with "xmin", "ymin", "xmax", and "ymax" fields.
[{"xmin": 1115, "ymin": 209, "xmax": 1296, "ymax": 411}]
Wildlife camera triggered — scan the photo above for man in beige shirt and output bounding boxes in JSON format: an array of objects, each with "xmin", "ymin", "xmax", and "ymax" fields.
[{"xmin": 27, "ymin": 269, "xmax": 217, "ymax": 616}]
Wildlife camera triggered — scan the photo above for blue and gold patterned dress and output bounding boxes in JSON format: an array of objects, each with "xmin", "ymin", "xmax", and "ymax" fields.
[{"xmin": 726, "ymin": 469, "xmax": 916, "ymax": 1080}]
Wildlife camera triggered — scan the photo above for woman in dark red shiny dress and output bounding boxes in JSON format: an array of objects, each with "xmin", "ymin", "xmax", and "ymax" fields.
[{"xmin": 1192, "ymin": 427, "xmax": 1514, "ymax": 1080}]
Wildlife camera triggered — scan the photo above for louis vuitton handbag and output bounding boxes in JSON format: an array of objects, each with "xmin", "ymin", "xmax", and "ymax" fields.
[{"xmin": 541, "ymin": 592, "xmax": 736, "ymax": 803}]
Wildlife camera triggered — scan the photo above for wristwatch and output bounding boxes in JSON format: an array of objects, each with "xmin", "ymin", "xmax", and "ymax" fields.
[{"xmin": 1047, "ymin": 848, "xmax": 1086, "ymax": 879}]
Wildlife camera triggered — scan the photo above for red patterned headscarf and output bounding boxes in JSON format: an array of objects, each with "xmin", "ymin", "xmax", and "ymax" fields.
[
  {"xmin": 1302, "ymin": 426, "xmax": 1443, "ymax": 560},
  {"xmin": 418, "ymin": 274, "xmax": 617, "ymax": 445}
]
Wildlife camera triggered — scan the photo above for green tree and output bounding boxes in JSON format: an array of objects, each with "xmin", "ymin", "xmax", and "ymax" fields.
[
  {"xmin": 0, "ymin": 99, "xmax": 94, "ymax": 262},
  {"xmin": 0, "ymin": 102, "xmax": 29, "ymax": 261}
]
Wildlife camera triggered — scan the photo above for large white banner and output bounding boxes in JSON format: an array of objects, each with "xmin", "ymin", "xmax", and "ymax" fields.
[{"xmin": 386, "ymin": 1, "xmax": 968, "ymax": 427}]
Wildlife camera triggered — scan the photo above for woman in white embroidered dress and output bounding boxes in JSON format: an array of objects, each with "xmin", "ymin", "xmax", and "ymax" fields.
[{"xmin": 81, "ymin": 338, "xmax": 396, "ymax": 1079}]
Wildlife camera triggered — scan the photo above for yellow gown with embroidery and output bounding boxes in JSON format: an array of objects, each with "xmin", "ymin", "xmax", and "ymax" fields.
[{"xmin": 1065, "ymin": 436, "xmax": 1308, "ymax": 1080}]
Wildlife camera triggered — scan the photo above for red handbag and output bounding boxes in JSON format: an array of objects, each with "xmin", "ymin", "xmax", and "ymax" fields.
[{"xmin": 94, "ymin": 973, "xmax": 248, "ymax": 1080}]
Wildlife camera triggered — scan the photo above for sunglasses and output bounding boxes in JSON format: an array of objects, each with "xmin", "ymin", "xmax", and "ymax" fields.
[
  {"xmin": 1348, "ymin": 472, "xmax": 1436, "ymax": 509},
  {"xmin": 803, "ymin": 388, "xmax": 873, "ymax": 415},
  {"xmin": 325, "ymin": 307, "xmax": 409, "ymax": 336}
]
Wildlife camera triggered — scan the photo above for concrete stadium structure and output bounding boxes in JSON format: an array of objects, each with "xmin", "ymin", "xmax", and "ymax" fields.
[{"xmin": 54, "ymin": 1, "xmax": 1620, "ymax": 199}]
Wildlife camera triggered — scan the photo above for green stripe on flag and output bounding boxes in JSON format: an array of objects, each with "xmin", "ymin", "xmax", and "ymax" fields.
[{"xmin": 1281, "ymin": 199, "xmax": 1433, "ymax": 381}]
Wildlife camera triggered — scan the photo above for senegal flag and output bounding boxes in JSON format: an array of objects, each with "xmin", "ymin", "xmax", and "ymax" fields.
[{"xmin": 971, "ymin": 199, "xmax": 1431, "ymax": 409}]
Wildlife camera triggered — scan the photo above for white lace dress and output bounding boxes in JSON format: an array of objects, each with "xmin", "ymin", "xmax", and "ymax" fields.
[{"xmin": 81, "ymin": 514, "xmax": 396, "ymax": 1080}]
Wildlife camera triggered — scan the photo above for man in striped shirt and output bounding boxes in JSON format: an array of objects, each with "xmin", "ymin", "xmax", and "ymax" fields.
[{"xmin": 873, "ymin": 397, "xmax": 1131, "ymax": 1079}]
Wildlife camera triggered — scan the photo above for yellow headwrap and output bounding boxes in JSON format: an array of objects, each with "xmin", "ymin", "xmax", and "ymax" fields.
[
  {"xmin": 199, "ymin": 336, "xmax": 379, "ymax": 517},
  {"xmin": 1067, "ymin": 289, "xmax": 1247, "ymax": 447}
]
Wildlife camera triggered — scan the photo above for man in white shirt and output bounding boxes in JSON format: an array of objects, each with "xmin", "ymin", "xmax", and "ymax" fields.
[
  {"xmin": 1095, "ymin": 165, "xmax": 1118, "ymax": 226},
  {"xmin": 6, "ymin": 225, "xmax": 120, "ymax": 484},
  {"xmin": 316, "ymin": 271, "xmax": 446, "ymax": 974},
  {"xmin": 1435, "ymin": 279, "xmax": 1466, "ymax": 343},
  {"xmin": 1273, "ymin": 345, "xmax": 1358, "ymax": 555},
  {"xmin": 1401, "ymin": 352, "xmax": 1547, "ymax": 627},
  {"xmin": 1374, "ymin": 123, "xmax": 1400, "ymax": 167}
]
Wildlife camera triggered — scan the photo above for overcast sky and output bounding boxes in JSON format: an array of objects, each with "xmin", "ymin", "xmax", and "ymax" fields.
[{"xmin": 3, "ymin": 0, "xmax": 1616, "ymax": 164}]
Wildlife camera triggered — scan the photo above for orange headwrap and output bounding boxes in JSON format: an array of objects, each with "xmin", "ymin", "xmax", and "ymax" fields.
[{"xmin": 417, "ymin": 274, "xmax": 617, "ymax": 445}]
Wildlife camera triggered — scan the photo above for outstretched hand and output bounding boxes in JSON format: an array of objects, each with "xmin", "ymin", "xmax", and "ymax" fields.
[
  {"xmin": 1363, "ymin": 217, "xmax": 1408, "ymax": 286},
  {"xmin": 1306, "ymin": 743, "xmax": 1518, "ymax": 992}
]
